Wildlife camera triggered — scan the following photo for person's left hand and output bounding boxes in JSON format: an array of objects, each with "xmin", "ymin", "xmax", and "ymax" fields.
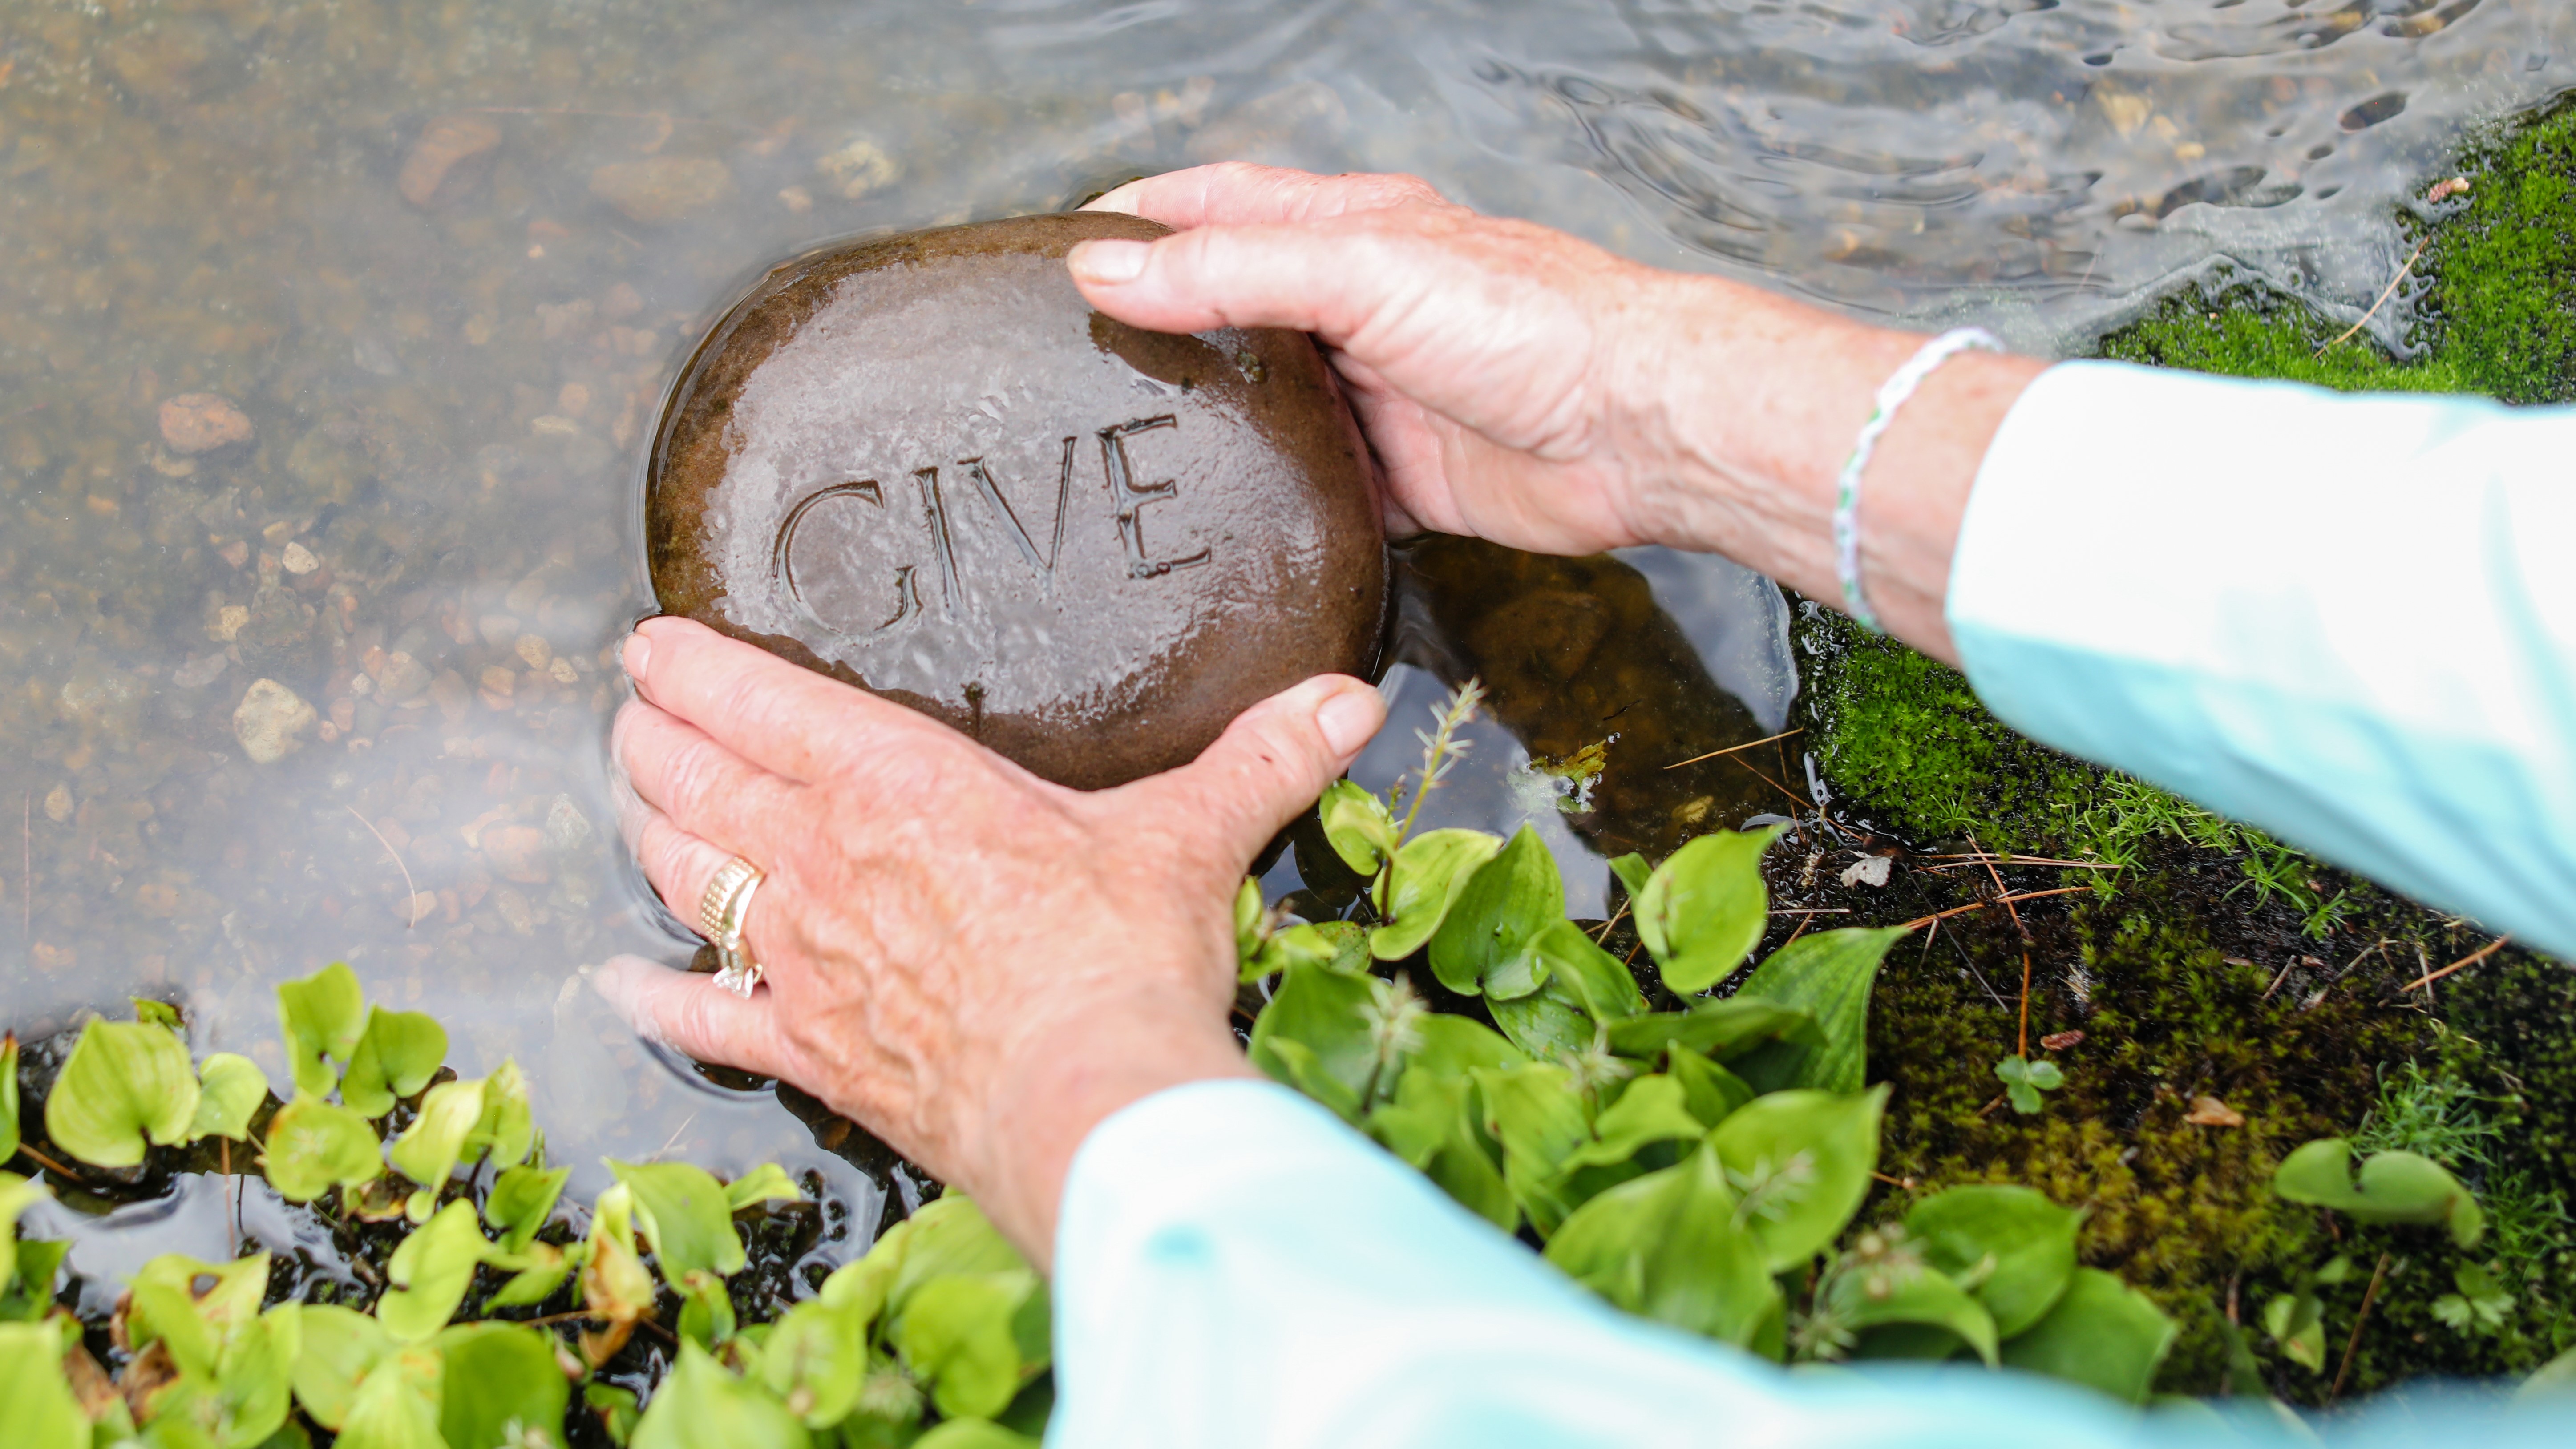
[{"xmin": 599, "ymin": 616, "xmax": 1386, "ymax": 1264}]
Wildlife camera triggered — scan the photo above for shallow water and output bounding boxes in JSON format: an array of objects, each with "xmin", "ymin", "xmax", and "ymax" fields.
[{"xmin": 2, "ymin": 0, "xmax": 2568, "ymax": 1268}]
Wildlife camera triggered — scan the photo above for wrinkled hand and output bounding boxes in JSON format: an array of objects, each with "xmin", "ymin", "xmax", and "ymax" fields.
[{"xmin": 601, "ymin": 617, "xmax": 1385, "ymax": 1264}]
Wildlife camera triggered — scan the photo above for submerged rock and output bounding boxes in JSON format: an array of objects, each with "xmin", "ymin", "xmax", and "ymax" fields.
[
  {"xmin": 648, "ymin": 212, "xmax": 1385, "ymax": 788},
  {"xmin": 234, "ymin": 679, "xmax": 315, "ymax": 764},
  {"xmin": 158, "ymin": 393, "xmax": 253, "ymax": 454}
]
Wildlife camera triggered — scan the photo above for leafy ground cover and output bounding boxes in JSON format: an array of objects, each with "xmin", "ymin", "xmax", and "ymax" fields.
[{"xmin": 1797, "ymin": 94, "xmax": 2576, "ymax": 1406}]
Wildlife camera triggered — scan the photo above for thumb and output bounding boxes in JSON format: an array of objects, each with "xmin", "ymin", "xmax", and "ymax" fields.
[
  {"xmin": 1113, "ymin": 675, "xmax": 1386, "ymax": 864},
  {"xmin": 1067, "ymin": 214, "xmax": 1427, "ymax": 345}
]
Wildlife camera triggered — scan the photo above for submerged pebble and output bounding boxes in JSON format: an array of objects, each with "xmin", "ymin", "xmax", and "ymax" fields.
[
  {"xmin": 158, "ymin": 393, "xmax": 253, "ymax": 454},
  {"xmin": 234, "ymin": 680, "xmax": 316, "ymax": 764}
]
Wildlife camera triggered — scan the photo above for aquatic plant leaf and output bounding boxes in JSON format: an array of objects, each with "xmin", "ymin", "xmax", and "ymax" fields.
[
  {"xmin": 1407, "ymin": 1014, "xmax": 1529, "ymax": 1079},
  {"xmin": 469, "ymin": 1060, "xmax": 536, "ymax": 1170},
  {"xmin": 0, "ymin": 1320, "xmax": 91, "ymax": 1449},
  {"xmin": 1231, "ymin": 876, "xmax": 1265, "ymax": 969},
  {"xmin": 44, "ymin": 1018, "xmax": 200, "ymax": 1168},
  {"xmin": 0, "ymin": 1035, "xmax": 19, "ymax": 1167},
  {"xmin": 188, "ymin": 1054, "xmax": 269, "ymax": 1145},
  {"xmin": 1635, "ymin": 826, "xmax": 1779, "ymax": 994},
  {"xmin": 610, "ymin": 1160, "xmax": 745, "ymax": 1284},
  {"xmin": 388, "ymin": 1077, "xmax": 485, "ymax": 1211},
  {"xmin": 485, "ymin": 1243, "xmax": 570, "ymax": 1310},
  {"xmin": 279, "ymin": 1304, "xmax": 393, "ymax": 1430},
  {"xmin": 485, "ymin": 1163, "xmax": 572, "ymax": 1256},
  {"xmin": 1830, "ymin": 1254, "xmax": 1999, "ymax": 1367},
  {"xmin": 1607, "ymin": 852, "xmax": 1651, "ymax": 903},
  {"xmin": 1997, "ymin": 1267, "xmax": 2177, "ymax": 1405},
  {"xmin": 0, "ymin": 1172, "xmax": 47, "ymax": 1300},
  {"xmin": 725, "ymin": 1163, "xmax": 804, "ymax": 1212},
  {"xmin": 631, "ymin": 1340, "xmax": 811, "ymax": 1449},
  {"xmin": 129, "ymin": 1253, "xmax": 271, "ymax": 1373},
  {"xmin": 1709, "ymin": 1086, "xmax": 1886, "ymax": 1271},
  {"xmin": 1473, "ymin": 1062, "xmax": 1593, "ymax": 1237},
  {"xmin": 1319, "ymin": 778, "xmax": 1399, "ymax": 876},
  {"xmin": 133, "ymin": 998, "xmax": 183, "ymax": 1030},
  {"xmin": 1245, "ymin": 961, "xmax": 1376, "ymax": 1121},
  {"xmin": 754, "ymin": 1294, "xmax": 871, "ymax": 1428},
  {"xmin": 1563, "ymin": 1075, "xmax": 1707, "ymax": 1171},
  {"xmin": 2271, "ymin": 1138, "xmax": 2485, "ymax": 1247},
  {"xmin": 1606, "ymin": 997, "xmax": 1823, "ymax": 1063},
  {"xmin": 1530, "ymin": 918, "xmax": 1645, "ymax": 1021},
  {"xmin": 914, "ymin": 1422, "xmax": 1041, "ymax": 1449},
  {"xmin": 581, "ymin": 1184, "xmax": 657, "ymax": 1345},
  {"xmin": 276, "ymin": 963, "xmax": 367, "ymax": 1099},
  {"xmin": 1368, "ymin": 1065, "xmax": 1515, "ymax": 1231},
  {"xmin": 1429, "ymin": 825, "xmax": 1562, "ymax": 997},
  {"xmin": 895, "ymin": 1270, "xmax": 1039, "ymax": 1422},
  {"xmin": 886, "ymin": 1197, "xmax": 1031, "ymax": 1315},
  {"xmin": 1486, "ymin": 977, "xmax": 1596, "ymax": 1062},
  {"xmin": 677, "ymin": 1268, "xmax": 737, "ymax": 1349},
  {"xmin": 1244, "ymin": 920, "xmax": 1371, "ymax": 986},
  {"xmin": 377, "ymin": 1199, "xmax": 491, "ymax": 1342},
  {"xmin": 1545, "ymin": 1142, "xmax": 1779, "ymax": 1349},
  {"xmin": 1905, "ymin": 1185, "xmax": 2082, "ymax": 1337},
  {"xmin": 1663, "ymin": 1049, "xmax": 1756, "ymax": 1127},
  {"xmin": 1368, "ymin": 828, "xmax": 1503, "ymax": 961},
  {"xmin": 334, "ymin": 1347, "xmax": 446, "ymax": 1449},
  {"xmin": 1728, "ymin": 928, "xmax": 1905, "ymax": 1094},
  {"xmin": 338, "ymin": 1010, "xmax": 447, "ymax": 1119},
  {"xmin": 433, "ymin": 1321, "xmax": 569, "ymax": 1449},
  {"xmin": 262, "ymin": 1096, "xmax": 383, "ymax": 1202}
]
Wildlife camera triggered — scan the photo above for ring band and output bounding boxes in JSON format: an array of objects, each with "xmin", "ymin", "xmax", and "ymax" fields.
[{"xmin": 696, "ymin": 856, "xmax": 767, "ymax": 998}]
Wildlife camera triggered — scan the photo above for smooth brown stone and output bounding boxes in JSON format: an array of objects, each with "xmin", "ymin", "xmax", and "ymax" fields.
[{"xmin": 647, "ymin": 212, "xmax": 1386, "ymax": 789}]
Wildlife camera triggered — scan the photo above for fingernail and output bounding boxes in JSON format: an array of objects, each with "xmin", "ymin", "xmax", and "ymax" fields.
[
  {"xmin": 1317, "ymin": 687, "xmax": 1382, "ymax": 756},
  {"xmin": 621, "ymin": 633, "xmax": 651, "ymax": 683},
  {"xmin": 1068, "ymin": 238, "xmax": 1148, "ymax": 284}
]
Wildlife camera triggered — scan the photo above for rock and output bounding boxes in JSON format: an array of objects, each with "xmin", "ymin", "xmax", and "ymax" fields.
[
  {"xmin": 159, "ymin": 393, "xmax": 254, "ymax": 453},
  {"xmin": 647, "ymin": 212, "xmax": 1384, "ymax": 789},
  {"xmin": 1839, "ymin": 855, "xmax": 1893, "ymax": 888},
  {"xmin": 234, "ymin": 679, "xmax": 316, "ymax": 763},
  {"xmin": 589, "ymin": 157, "xmax": 732, "ymax": 225},
  {"xmin": 42, "ymin": 784, "xmax": 72, "ymax": 824},
  {"xmin": 482, "ymin": 825, "xmax": 550, "ymax": 884},
  {"xmin": 816, "ymin": 135, "xmax": 900, "ymax": 199},
  {"xmin": 398, "ymin": 114, "xmax": 503, "ymax": 208},
  {"xmin": 280, "ymin": 541, "xmax": 319, "ymax": 575},
  {"xmin": 236, "ymin": 585, "xmax": 319, "ymax": 679}
]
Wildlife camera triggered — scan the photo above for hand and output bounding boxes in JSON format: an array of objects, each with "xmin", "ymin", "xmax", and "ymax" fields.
[
  {"xmin": 1069, "ymin": 164, "xmax": 2050, "ymax": 662},
  {"xmin": 599, "ymin": 616, "xmax": 1387, "ymax": 1265}
]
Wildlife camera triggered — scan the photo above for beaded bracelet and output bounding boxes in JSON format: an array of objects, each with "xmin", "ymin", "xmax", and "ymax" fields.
[{"xmin": 1832, "ymin": 326, "xmax": 2003, "ymax": 633}]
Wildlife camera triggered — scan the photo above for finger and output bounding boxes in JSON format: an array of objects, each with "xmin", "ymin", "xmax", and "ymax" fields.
[
  {"xmin": 1084, "ymin": 162, "xmax": 1446, "ymax": 228},
  {"xmin": 1067, "ymin": 213, "xmax": 1438, "ymax": 343},
  {"xmin": 614, "ymin": 695, "xmax": 808, "ymax": 853},
  {"xmin": 1109, "ymin": 674, "xmax": 1385, "ymax": 865},
  {"xmin": 594, "ymin": 954, "xmax": 793, "ymax": 1080},
  {"xmin": 623, "ymin": 617, "xmax": 962, "ymax": 785}
]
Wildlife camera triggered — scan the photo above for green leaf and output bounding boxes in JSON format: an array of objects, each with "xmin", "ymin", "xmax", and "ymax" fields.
[
  {"xmin": 1245, "ymin": 920, "xmax": 1371, "ymax": 984},
  {"xmin": 433, "ymin": 1322, "xmax": 569, "ymax": 1449},
  {"xmin": 1545, "ymin": 1142, "xmax": 1779, "ymax": 1348},
  {"xmin": 2271, "ymin": 1138, "xmax": 2485, "ymax": 1247},
  {"xmin": 886, "ymin": 1196, "xmax": 1031, "ymax": 1312},
  {"xmin": 1999, "ymin": 1268, "xmax": 2176, "ymax": 1404},
  {"xmin": 1232, "ymin": 876, "xmax": 1266, "ymax": 968},
  {"xmin": 1664, "ymin": 1049, "xmax": 1756, "ymax": 1128},
  {"xmin": 1829, "ymin": 1245, "xmax": 2000, "ymax": 1366},
  {"xmin": 129, "ymin": 1253, "xmax": 271, "ymax": 1374},
  {"xmin": 1245, "ymin": 961, "xmax": 1379, "ymax": 1121},
  {"xmin": 1993, "ymin": 1055, "xmax": 2066, "ymax": 1115},
  {"xmin": 1635, "ymin": 827, "xmax": 1779, "ymax": 994},
  {"xmin": 188, "ymin": 1054, "xmax": 269, "ymax": 1145},
  {"xmin": 388, "ymin": 1077, "xmax": 485, "ymax": 1216},
  {"xmin": 1530, "ymin": 919, "xmax": 1645, "ymax": 1021},
  {"xmin": 754, "ymin": 1295, "xmax": 870, "ymax": 1429},
  {"xmin": 1563, "ymin": 1075, "xmax": 1708, "ymax": 1171},
  {"xmin": 724, "ymin": 1164, "xmax": 804, "ymax": 1213},
  {"xmin": 1727, "ymin": 928, "xmax": 1905, "ymax": 1094},
  {"xmin": 581, "ymin": 1185, "xmax": 658, "ymax": 1333},
  {"xmin": 377, "ymin": 1199, "xmax": 491, "ymax": 1342},
  {"xmin": 261, "ymin": 1096, "xmax": 382, "ymax": 1202},
  {"xmin": 0, "ymin": 1320, "xmax": 92, "ymax": 1449},
  {"xmin": 584, "ymin": 1382, "xmax": 642, "ymax": 1447},
  {"xmin": 1428, "ymin": 825, "xmax": 1562, "ymax": 997},
  {"xmin": 1368, "ymin": 1065, "xmax": 1515, "ymax": 1231},
  {"xmin": 0, "ymin": 1172, "xmax": 49, "ymax": 1299},
  {"xmin": 276, "ymin": 963, "xmax": 367, "ymax": 1100},
  {"xmin": 338, "ymin": 1011, "xmax": 446, "ymax": 1119},
  {"xmin": 43, "ymin": 1019, "xmax": 200, "ymax": 1168},
  {"xmin": 1473, "ymin": 1063, "xmax": 1593, "ymax": 1238},
  {"xmin": 1606, "ymin": 997, "xmax": 1823, "ymax": 1063},
  {"xmin": 677, "ymin": 1269, "xmax": 738, "ymax": 1349},
  {"xmin": 0, "ymin": 1035, "xmax": 20, "ymax": 1167},
  {"xmin": 1708, "ymin": 1086, "xmax": 1885, "ymax": 1271},
  {"xmin": 1319, "ymin": 779, "xmax": 1399, "ymax": 876},
  {"xmin": 485, "ymin": 1243, "xmax": 571, "ymax": 1309},
  {"xmin": 1606, "ymin": 852, "xmax": 1651, "ymax": 903},
  {"xmin": 279, "ymin": 1304, "xmax": 392, "ymax": 1430},
  {"xmin": 335, "ymin": 1347, "xmax": 446, "ymax": 1449},
  {"xmin": 1485, "ymin": 979, "xmax": 1597, "ymax": 1062},
  {"xmin": 611, "ymin": 1160, "xmax": 747, "ymax": 1284},
  {"xmin": 895, "ymin": 1271, "xmax": 1039, "ymax": 1421},
  {"xmin": 485, "ymin": 1164, "xmax": 571, "ymax": 1256},
  {"xmin": 471, "ymin": 1060, "xmax": 536, "ymax": 1171},
  {"xmin": 1369, "ymin": 829, "xmax": 1504, "ymax": 961},
  {"xmin": 134, "ymin": 998, "xmax": 184, "ymax": 1030},
  {"xmin": 916, "ymin": 1422, "xmax": 1040, "ymax": 1449},
  {"xmin": 1905, "ymin": 1185, "xmax": 2082, "ymax": 1337}
]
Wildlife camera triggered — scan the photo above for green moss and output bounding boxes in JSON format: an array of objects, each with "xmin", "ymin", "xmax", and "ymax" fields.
[{"xmin": 1807, "ymin": 93, "xmax": 2576, "ymax": 1398}]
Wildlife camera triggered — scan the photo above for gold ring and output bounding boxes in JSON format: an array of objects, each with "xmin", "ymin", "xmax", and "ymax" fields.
[{"xmin": 696, "ymin": 856, "xmax": 766, "ymax": 998}]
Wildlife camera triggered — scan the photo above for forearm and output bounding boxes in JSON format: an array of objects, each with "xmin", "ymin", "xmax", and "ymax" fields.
[{"xmin": 1610, "ymin": 273, "xmax": 2048, "ymax": 664}]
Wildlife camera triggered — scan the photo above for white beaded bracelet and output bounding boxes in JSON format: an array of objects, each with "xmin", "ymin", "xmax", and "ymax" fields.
[{"xmin": 1833, "ymin": 326, "xmax": 2003, "ymax": 633}]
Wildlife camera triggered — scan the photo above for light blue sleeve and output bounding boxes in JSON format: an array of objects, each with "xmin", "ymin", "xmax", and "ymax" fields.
[
  {"xmin": 1046, "ymin": 1080, "xmax": 2561, "ymax": 1447},
  {"xmin": 1948, "ymin": 360, "xmax": 2576, "ymax": 959}
]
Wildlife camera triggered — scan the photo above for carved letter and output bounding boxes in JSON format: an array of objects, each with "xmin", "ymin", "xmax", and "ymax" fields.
[
  {"xmin": 914, "ymin": 466, "xmax": 962, "ymax": 612},
  {"xmin": 955, "ymin": 436, "xmax": 1080, "ymax": 583},
  {"xmin": 775, "ymin": 480, "xmax": 922, "ymax": 637},
  {"xmin": 1097, "ymin": 416, "xmax": 1210, "ymax": 580}
]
